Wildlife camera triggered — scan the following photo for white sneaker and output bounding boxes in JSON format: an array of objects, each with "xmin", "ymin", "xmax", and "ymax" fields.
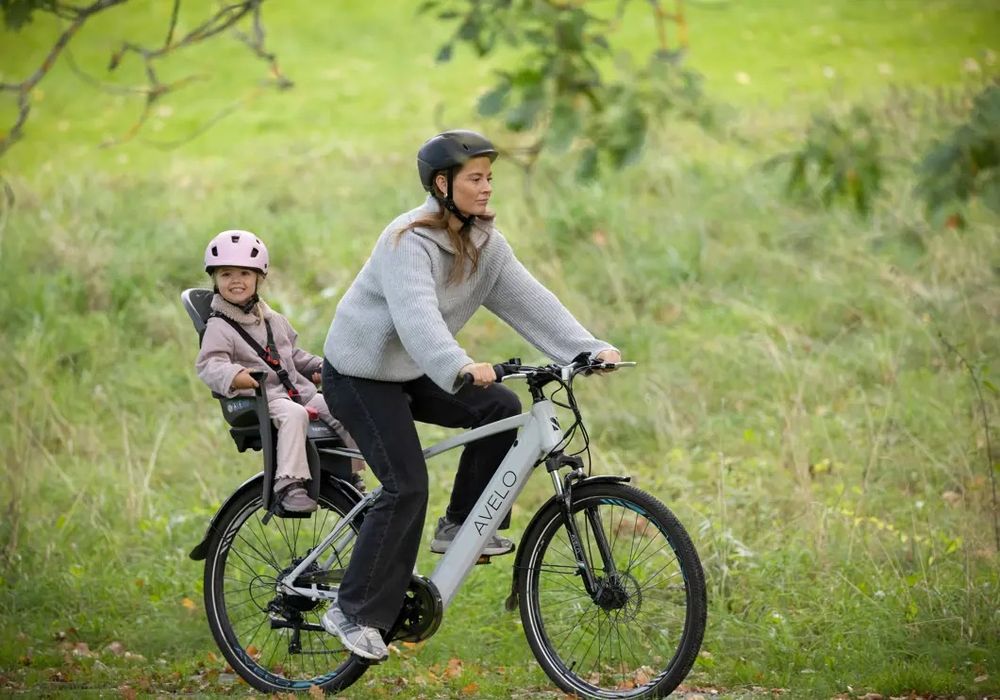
[
  {"xmin": 321, "ymin": 601, "xmax": 388, "ymax": 661},
  {"xmin": 429, "ymin": 516, "xmax": 514, "ymax": 556}
]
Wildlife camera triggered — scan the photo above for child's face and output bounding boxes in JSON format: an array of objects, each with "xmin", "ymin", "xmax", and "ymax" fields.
[{"xmin": 215, "ymin": 267, "xmax": 258, "ymax": 306}]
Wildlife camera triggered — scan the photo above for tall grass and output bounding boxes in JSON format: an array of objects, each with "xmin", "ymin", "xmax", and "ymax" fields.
[
  {"xmin": 1, "ymin": 1, "xmax": 998, "ymax": 695},
  {"xmin": 1, "ymin": 95, "xmax": 997, "ymax": 696}
]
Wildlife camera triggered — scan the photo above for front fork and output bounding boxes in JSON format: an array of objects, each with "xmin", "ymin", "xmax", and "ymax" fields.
[{"xmin": 547, "ymin": 455, "xmax": 619, "ymax": 598}]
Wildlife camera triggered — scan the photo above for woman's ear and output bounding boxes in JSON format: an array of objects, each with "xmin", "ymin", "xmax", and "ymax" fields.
[{"xmin": 434, "ymin": 172, "xmax": 449, "ymax": 198}]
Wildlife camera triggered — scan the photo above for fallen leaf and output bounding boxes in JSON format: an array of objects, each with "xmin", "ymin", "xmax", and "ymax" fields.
[
  {"xmin": 308, "ymin": 684, "xmax": 325, "ymax": 699},
  {"xmin": 181, "ymin": 597, "xmax": 197, "ymax": 611},
  {"xmin": 462, "ymin": 681, "xmax": 479, "ymax": 695},
  {"xmin": 105, "ymin": 641, "xmax": 125, "ymax": 656},
  {"xmin": 118, "ymin": 685, "xmax": 137, "ymax": 700},
  {"xmin": 71, "ymin": 642, "xmax": 93, "ymax": 658},
  {"xmin": 444, "ymin": 657, "xmax": 463, "ymax": 679},
  {"xmin": 975, "ymin": 674, "xmax": 989, "ymax": 683}
]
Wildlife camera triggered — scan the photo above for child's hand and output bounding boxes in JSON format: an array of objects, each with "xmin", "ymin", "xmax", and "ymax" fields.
[
  {"xmin": 231, "ymin": 369, "xmax": 259, "ymax": 391},
  {"xmin": 312, "ymin": 372, "xmax": 321, "ymax": 384}
]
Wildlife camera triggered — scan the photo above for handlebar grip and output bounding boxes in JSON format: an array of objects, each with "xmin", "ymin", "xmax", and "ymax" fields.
[{"xmin": 461, "ymin": 364, "xmax": 511, "ymax": 386}]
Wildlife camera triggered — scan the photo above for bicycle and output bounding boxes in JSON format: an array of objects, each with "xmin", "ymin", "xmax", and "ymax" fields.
[{"xmin": 183, "ymin": 289, "xmax": 706, "ymax": 698}]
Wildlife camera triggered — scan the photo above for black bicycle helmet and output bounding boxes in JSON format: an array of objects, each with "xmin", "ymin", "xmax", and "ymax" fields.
[{"xmin": 417, "ymin": 129, "xmax": 498, "ymax": 193}]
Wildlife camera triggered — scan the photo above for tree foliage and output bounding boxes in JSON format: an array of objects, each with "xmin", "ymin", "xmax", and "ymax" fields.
[
  {"xmin": 768, "ymin": 107, "xmax": 884, "ymax": 216},
  {"xmin": 420, "ymin": 0, "xmax": 710, "ymax": 179},
  {"xmin": 916, "ymin": 82, "xmax": 1000, "ymax": 223}
]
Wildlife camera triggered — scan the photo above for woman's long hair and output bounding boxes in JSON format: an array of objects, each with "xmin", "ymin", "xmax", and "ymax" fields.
[{"xmin": 396, "ymin": 173, "xmax": 495, "ymax": 286}]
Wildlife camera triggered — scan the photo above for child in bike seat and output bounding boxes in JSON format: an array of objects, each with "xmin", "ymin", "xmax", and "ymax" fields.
[{"xmin": 195, "ymin": 230, "xmax": 365, "ymax": 512}]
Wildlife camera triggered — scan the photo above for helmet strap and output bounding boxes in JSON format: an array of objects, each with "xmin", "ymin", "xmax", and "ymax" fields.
[
  {"xmin": 438, "ymin": 168, "xmax": 472, "ymax": 230},
  {"xmin": 238, "ymin": 293, "xmax": 261, "ymax": 315}
]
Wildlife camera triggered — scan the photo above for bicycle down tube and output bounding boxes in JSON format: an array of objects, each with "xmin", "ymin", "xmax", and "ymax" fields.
[
  {"xmin": 430, "ymin": 398, "xmax": 562, "ymax": 607},
  {"xmin": 277, "ymin": 400, "xmax": 557, "ymax": 606}
]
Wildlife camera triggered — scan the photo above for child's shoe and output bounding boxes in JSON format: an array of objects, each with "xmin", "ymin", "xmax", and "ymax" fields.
[{"xmin": 274, "ymin": 478, "xmax": 317, "ymax": 513}]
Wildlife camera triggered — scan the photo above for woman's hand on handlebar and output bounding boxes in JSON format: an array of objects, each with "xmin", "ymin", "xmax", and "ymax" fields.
[
  {"xmin": 594, "ymin": 348, "xmax": 622, "ymax": 373},
  {"xmin": 460, "ymin": 362, "xmax": 497, "ymax": 387}
]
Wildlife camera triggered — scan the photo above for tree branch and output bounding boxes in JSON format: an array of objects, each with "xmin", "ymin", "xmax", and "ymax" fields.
[
  {"xmin": 0, "ymin": 0, "xmax": 128, "ymax": 158},
  {"xmin": 1, "ymin": 0, "xmax": 291, "ymax": 159}
]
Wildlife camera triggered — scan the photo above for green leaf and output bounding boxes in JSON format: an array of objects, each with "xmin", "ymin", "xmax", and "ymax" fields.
[
  {"xmin": 435, "ymin": 42, "xmax": 454, "ymax": 63},
  {"xmin": 546, "ymin": 100, "xmax": 580, "ymax": 153},
  {"xmin": 2, "ymin": 0, "xmax": 44, "ymax": 30},
  {"xmin": 477, "ymin": 81, "xmax": 511, "ymax": 117}
]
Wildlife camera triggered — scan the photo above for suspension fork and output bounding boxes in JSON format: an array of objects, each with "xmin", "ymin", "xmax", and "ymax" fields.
[{"xmin": 547, "ymin": 457, "xmax": 620, "ymax": 597}]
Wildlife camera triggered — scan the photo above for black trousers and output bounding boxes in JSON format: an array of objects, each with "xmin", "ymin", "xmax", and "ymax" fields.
[{"xmin": 321, "ymin": 360, "xmax": 521, "ymax": 630}]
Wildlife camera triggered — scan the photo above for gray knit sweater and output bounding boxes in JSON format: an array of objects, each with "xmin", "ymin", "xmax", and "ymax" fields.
[{"xmin": 324, "ymin": 197, "xmax": 616, "ymax": 393}]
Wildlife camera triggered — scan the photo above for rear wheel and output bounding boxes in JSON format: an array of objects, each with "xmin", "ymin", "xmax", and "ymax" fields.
[
  {"xmin": 518, "ymin": 483, "xmax": 706, "ymax": 699},
  {"xmin": 203, "ymin": 478, "xmax": 370, "ymax": 693}
]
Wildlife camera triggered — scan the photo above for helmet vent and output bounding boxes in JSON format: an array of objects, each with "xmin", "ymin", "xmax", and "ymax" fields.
[
  {"xmin": 230, "ymin": 234, "xmax": 240, "ymax": 243},
  {"xmin": 211, "ymin": 246, "xmax": 218, "ymax": 257},
  {"xmin": 250, "ymin": 249, "xmax": 259, "ymax": 258}
]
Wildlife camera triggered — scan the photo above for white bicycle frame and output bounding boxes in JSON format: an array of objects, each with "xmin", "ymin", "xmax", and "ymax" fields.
[{"xmin": 276, "ymin": 394, "xmax": 564, "ymax": 609}]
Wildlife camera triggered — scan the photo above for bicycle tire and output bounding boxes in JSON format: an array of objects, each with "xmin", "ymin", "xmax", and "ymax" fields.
[
  {"xmin": 518, "ymin": 482, "xmax": 706, "ymax": 699},
  {"xmin": 202, "ymin": 478, "xmax": 370, "ymax": 693}
]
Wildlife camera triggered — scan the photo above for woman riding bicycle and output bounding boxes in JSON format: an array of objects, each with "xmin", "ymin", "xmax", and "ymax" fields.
[{"xmin": 320, "ymin": 129, "xmax": 621, "ymax": 661}]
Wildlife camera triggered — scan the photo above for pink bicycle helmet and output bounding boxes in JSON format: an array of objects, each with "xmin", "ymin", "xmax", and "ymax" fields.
[{"xmin": 204, "ymin": 230, "xmax": 269, "ymax": 275}]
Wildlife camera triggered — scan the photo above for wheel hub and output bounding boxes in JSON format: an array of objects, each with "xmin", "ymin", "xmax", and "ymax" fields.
[{"xmin": 593, "ymin": 572, "xmax": 642, "ymax": 618}]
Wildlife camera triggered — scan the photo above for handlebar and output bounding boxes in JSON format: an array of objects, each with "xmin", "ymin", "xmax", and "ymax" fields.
[{"xmin": 460, "ymin": 357, "xmax": 636, "ymax": 387}]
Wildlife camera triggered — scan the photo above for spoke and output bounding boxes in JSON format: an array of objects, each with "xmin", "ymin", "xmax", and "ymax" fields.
[
  {"xmin": 551, "ymin": 596, "xmax": 597, "ymax": 651},
  {"xmin": 608, "ymin": 610, "xmax": 625, "ymax": 685},
  {"xmin": 222, "ymin": 551, "xmax": 269, "ymax": 580},
  {"xmin": 247, "ymin": 514, "xmax": 285, "ymax": 570},
  {"xmin": 618, "ymin": 609, "xmax": 646, "ymax": 681},
  {"xmin": 632, "ymin": 559, "xmax": 684, "ymax": 596},
  {"xmin": 239, "ymin": 523, "xmax": 282, "ymax": 571},
  {"xmin": 559, "ymin": 604, "xmax": 597, "ymax": 666},
  {"xmin": 622, "ymin": 521, "xmax": 669, "ymax": 573},
  {"xmin": 538, "ymin": 593, "xmax": 590, "ymax": 610},
  {"xmin": 232, "ymin": 530, "xmax": 281, "ymax": 572},
  {"xmin": 629, "ymin": 540, "xmax": 677, "ymax": 577}
]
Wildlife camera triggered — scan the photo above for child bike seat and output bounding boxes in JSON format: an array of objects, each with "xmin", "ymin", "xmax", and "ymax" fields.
[{"xmin": 181, "ymin": 288, "xmax": 260, "ymax": 432}]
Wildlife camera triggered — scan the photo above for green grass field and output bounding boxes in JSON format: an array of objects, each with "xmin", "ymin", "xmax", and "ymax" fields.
[{"xmin": 1, "ymin": 1, "xmax": 998, "ymax": 698}]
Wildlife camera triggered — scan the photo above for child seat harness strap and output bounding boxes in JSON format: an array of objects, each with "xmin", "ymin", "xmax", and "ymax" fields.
[{"xmin": 209, "ymin": 312, "xmax": 303, "ymax": 404}]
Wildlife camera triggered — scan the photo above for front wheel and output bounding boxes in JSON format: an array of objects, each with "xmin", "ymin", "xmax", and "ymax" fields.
[
  {"xmin": 202, "ymin": 477, "xmax": 370, "ymax": 694},
  {"xmin": 518, "ymin": 482, "xmax": 706, "ymax": 699}
]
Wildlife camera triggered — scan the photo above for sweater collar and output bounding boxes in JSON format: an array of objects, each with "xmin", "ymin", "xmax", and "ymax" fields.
[
  {"xmin": 211, "ymin": 293, "xmax": 273, "ymax": 325},
  {"xmin": 409, "ymin": 195, "xmax": 491, "ymax": 253}
]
